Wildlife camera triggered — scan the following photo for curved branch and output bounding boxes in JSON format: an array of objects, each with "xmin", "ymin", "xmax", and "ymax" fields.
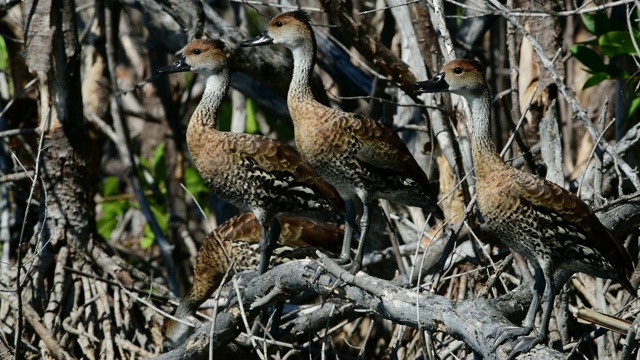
[{"xmin": 154, "ymin": 258, "xmax": 564, "ymax": 360}]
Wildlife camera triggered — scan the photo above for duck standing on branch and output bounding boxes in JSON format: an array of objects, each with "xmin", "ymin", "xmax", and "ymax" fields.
[
  {"xmin": 162, "ymin": 212, "xmax": 343, "ymax": 350},
  {"xmin": 414, "ymin": 59, "xmax": 635, "ymax": 357},
  {"xmin": 156, "ymin": 39, "xmax": 344, "ymax": 275},
  {"xmin": 241, "ymin": 11, "xmax": 443, "ymax": 272}
]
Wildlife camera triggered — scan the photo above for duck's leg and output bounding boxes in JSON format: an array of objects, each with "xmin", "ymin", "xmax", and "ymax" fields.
[
  {"xmin": 337, "ymin": 199, "xmax": 356, "ymax": 265},
  {"xmin": 346, "ymin": 201, "xmax": 371, "ymax": 274},
  {"xmin": 491, "ymin": 265, "xmax": 544, "ymax": 351},
  {"xmin": 257, "ymin": 218, "xmax": 281, "ymax": 275},
  {"xmin": 508, "ymin": 272, "xmax": 554, "ymax": 357},
  {"xmin": 521, "ymin": 266, "xmax": 545, "ymax": 330}
]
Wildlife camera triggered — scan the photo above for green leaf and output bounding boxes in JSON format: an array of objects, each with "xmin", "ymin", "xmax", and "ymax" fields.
[
  {"xmin": 97, "ymin": 200, "xmax": 129, "ymax": 240},
  {"xmin": 628, "ymin": 96, "xmax": 640, "ymax": 119},
  {"xmin": 102, "ymin": 176, "xmax": 121, "ymax": 196},
  {"xmin": 140, "ymin": 205, "xmax": 169, "ymax": 249},
  {"xmin": 184, "ymin": 167, "xmax": 208, "ymax": 195},
  {"xmin": 581, "ymin": 11, "xmax": 611, "ymax": 36},
  {"xmin": 570, "ymin": 44, "xmax": 606, "ymax": 72},
  {"xmin": 151, "ymin": 143, "xmax": 165, "ymax": 171},
  {"xmin": 97, "ymin": 216, "xmax": 118, "ymax": 240},
  {"xmin": 603, "ymin": 63, "xmax": 628, "ymax": 78},
  {"xmin": 150, "ymin": 204, "xmax": 169, "ymax": 233},
  {"xmin": 245, "ymin": 98, "xmax": 259, "ymax": 134},
  {"xmin": 247, "ymin": 10, "xmax": 264, "ymax": 39},
  {"xmin": 599, "ymin": 31, "xmax": 637, "ymax": 56},
  {"xmin": 582, "ymin": 72, "xmax": 609, "ymax": 89},
  {"xmin": 138, "ymin": 156, "xmax": 150, "ymax": 172},
  {"xmin": 0, "ymin": 37, "xmax": 8, "ymax": 71},
  {"xmin": 151, "ymin": 143, "xmax": 166, "ymax": 183},
  {"xmin": 102, "ymin": 200, "xmax": 128, "ymax": 217},
  {"xmin": 141, "ymin": 225, "xmax": 155, "ymax": 249}
]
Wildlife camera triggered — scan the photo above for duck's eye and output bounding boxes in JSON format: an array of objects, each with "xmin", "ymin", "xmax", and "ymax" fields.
[
  {"xmin": 193, "ymin": 48, "xmax": 202, "ymax": 55},
  {"xmin": 453, "ymin": 67, "xmax": 462, "ymax": 74},
  {"xmin": 275, "ymin": 21, "xmax": 283, "ymax": 27}
]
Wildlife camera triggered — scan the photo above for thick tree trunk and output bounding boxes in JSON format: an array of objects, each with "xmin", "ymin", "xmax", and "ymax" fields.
[
  {"xmin": 515, "ymin": 0, "xmax": 564, "ymax": 142},
  {"xmin": 18, "ymin": 0, "xmax": 95, "ymax": 357}
]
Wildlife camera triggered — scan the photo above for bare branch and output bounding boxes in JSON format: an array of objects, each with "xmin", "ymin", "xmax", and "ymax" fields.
[
  {"xmin": 487, "ymin": 0, "xmax": 640, "ymax": 190},
  {"xmin": 155, "ymin": 259, "xmax": 566, "ymax": 360}
]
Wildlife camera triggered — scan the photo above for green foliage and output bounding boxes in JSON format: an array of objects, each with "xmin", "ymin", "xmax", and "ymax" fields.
[
  {"xmin": 246, "ymin": 10, "xmax": 266, "ymax": 41},
  {"xmin": 245, "ymin": 98, "xmax": 259, "ymax": 134},
  {"xmin": 141, "ymin": 205, "xmax": 168, "ymax": 249},
  {"xmin": 136, "ymin": 144, "xmax": 168, "ymax": 249},
  {"xmin": 629, "ymin": 96, "xmax": 640, "ymax": 119},
  {"xmin": 184, "ymin": 167, "xmax": 208, "ymax": 196},
  {"xmin": 0, "ymin": 37, "xmax": 11, "ymax": 94},
  {"xmin": 570, "ymin": 45, "xmax": 607, "ymax": 72},
  {"xmin": 102, "ymin": 175, "xmax": 122, "ymax": 196},
  {"xmin": 581, "ymin": 11, "xmax": 614, "ymax": 35},
  {"xmin": 97, "ymin": 144, "xmax": 210, "ymax": 250},
  {"xmin": 599, "ymin": 30, "xmax": 640, "ymax": 57},
  {"xmin": 0, "ymin": 37, "xmax": 8, "ymax": 71},
  {"xmin": 97, "ymin": 176, "xmax": 128, "ymax": 241},
  {"xmin": 570, "ymin": 10, "xmax": 640, "ymax": 119},
  {"xmin": 183, "ymin": 166, "xmax": 210, "ymax": 220},
  {"xmin": 242, "ymin": 98, "xmax": 293, "ymax": 139}
]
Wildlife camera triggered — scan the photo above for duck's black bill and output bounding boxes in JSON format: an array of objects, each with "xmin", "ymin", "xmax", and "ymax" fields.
[
  {"xmin": 240, "ymin": 30, "xmax": 274, "ymax": 47},
  {"xmin": 413, "ymin": 73, "xmax": 448, "ymax": 94},
  {"xmin": 156, "ymin": 56, "xmax": 190, "ymax": 75}
]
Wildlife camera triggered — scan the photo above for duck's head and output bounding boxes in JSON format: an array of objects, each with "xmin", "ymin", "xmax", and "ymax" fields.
[
  {"xmin": 156, "ymin": 39, "xmax": 228, "ymax": 76},
  {"xmin": 414, "ymin": 59, "xmax": 486, "ymax": 99},
  {"xmin": 240, "ymin": 10, "xmax": 314, "ymax": 50}
]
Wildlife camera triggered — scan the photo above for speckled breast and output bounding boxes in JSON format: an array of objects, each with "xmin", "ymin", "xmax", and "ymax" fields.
[
  {"xmin": 194, "ymin": 154, "xmax": 268, "ymax": 212},
  {"xmin": 479, "ymin": 193, "xmax": 606, "ymax": 274},
  {"xmin": 300, "ymin": 142, "xmax": 367, "ymax": 198},
  {"xmin": 476, "ymin": 186, "xmax": 543, "ymax": 261}
]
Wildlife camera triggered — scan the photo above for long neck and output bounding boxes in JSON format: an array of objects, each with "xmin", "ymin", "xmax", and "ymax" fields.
[
  {"xmin": 463, "ymin": 87, "xmax": 506, "ymax": 175},
  {"xmin": 288, "ymin": 41, "xmax": 317, "ymax": 107},
  {"xmin": 190, "ymin": 70, "xmax": 230, "ymax": 130}
]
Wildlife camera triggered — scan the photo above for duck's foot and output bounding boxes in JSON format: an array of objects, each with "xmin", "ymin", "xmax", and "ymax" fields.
[
  {"xmin": 332, "ymin": 256, "xmax": 351, "ymax": 266},
  {"xmin": 489, "ymin": 324, "xmax": 531, "ymax": 352},
  {"xmin": 321, "ymin": 254, "xmax": 361, "ymax": 274},
  {"xmin": 311, "ymin": 256, "xmax": 345, "ymax": 289},
  {"xmin": 341, "ymin": 260, "xmax": 362, "ymax": 274},
  {"xmin": 507, "ymin": 335, "xmax": 544, "ymax": 359},
  {"xmin": 490, "ymin": 324, "xmax": 545, "ymax": 359}
]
